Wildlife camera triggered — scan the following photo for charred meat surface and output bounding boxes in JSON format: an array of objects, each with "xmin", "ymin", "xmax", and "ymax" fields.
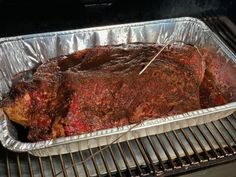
[{"xmin": 2, "ymin": 43, "xmax": 234, "ymax": 142}]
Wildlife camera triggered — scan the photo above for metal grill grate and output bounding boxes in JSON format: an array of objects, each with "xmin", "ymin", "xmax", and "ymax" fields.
[{"xmin": 1, "ymin": 16, "xmax": 236, "ymax": 177}]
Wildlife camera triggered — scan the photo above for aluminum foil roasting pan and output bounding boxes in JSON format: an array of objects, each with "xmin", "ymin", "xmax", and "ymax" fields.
[{"xmin": 1, "ymin": 17, "xmax": 236, "ymax": 157}]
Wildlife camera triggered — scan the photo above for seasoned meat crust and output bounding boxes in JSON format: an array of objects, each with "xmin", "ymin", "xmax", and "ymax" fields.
[{"xmin": 3, "ymin": 43, "xmax": 234, "ymax": 142}]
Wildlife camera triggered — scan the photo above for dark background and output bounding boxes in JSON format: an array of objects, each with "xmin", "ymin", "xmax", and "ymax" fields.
[{"xmin": 0, "ymin": 0, "xmax": 236, "ymax": 37}]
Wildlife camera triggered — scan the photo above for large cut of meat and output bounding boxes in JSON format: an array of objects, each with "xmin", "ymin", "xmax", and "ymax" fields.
[{"xmin": 2, "ymin": 43, "xmax": 235, "ymax": 142}]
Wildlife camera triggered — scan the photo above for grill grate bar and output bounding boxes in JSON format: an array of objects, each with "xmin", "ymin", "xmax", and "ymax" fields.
[
  {"xmin": 211, "ymin": 17, "xmax": 236, "ymax": 46},
  {"xmin": 211, "ymin": 122, "xmax": 236, "ymax": 154},
  {"xmin": 203, "ymin": 17, "xmax": 236, "ymax": 52},
  {"xmin": 197, "ymin": 125, "xmax": 221, "ymax": 158},
  {"xmin": 126, "ymin": 140, "xmax": 144, "ymax": 175},
  {"xmin": 108, "ymin": 145, "xmax": 122, "ymax": 177},
  {"xmin": 69, "ymin": 153, "xmax": 80, "ymax": 177},
  {"xmin": 27, "ymin": 154, "xmax": 34, "ymax": 177},
  {"xmin": 5, "ymin": 151, "xmax": 11, "ymax": 177},
  {"xmin": 38, "ymin": 157, "xmax": 46, "ymax": 177},
  {"xmin": 172, "ymin": 130, "xmax": 193, "ymax": 164},
  {"xmin": 98, "ymin": 146, "xmax": 112, "ymax": 177},
  {"xmin": 188, "ymin": 127, "xmax": 211, "ymax": 161},
  {"xmin": 88, "ymin": 148, "xmax": 101, "ymax": 177},
  {"xmin": 227, "ymin": 116, "xmax": 236, "ymax": 130},
  {"xmin": 16, "ymin": 154, "xmax": 22, "ymax": 177},
  {"xmin": 204, "ymin": 124, "xmax": 228, "ymax": 156},
  {"xmin": 209, "ymin": 15, "xmax": 236, "ymax": 46},
  {"xmin": 138, "ymin": 138, "xmax": 158, "ymax": 173},
  {"xmin": 134, "ymin": 138, "xmax": 155, "ymax": 173},
  {"xmin": 203, "ymin": 13, "xmax": 236, "ymax": 55},
  {"xmin": 147, "ymin": 135, "xmax": 167, "ymax": 171},
  {"xmin": 180, "ymin": 129, "xmax": 202, "ymax": 162},
  {"xmin": 79, "ymin": 151, "xmax": 90, "ymax": 177},
  {"xmin": 155, "ymin": 135, "xmax": 176, "ymax": 169},
  {"xmin": 219, "ymin": 119, "xmax": 236, "ymax": 144},
  {"xmin": 117, "ymin": 143, "xmax": 133, "ymax": 176},
  {"xmin": 215, "ymin": 16, "xmax": 236, "ymax": 41},
  {"xmin": 164, "ymin": 132, "xmax": 185, "ymax": 167},
  {"xmin": 49, "ymin": 156, "xmax": 56, "ymax": 177},
  {"xmin": 60, "ymin": 154, "xmax": 69, "ymax": 177}
]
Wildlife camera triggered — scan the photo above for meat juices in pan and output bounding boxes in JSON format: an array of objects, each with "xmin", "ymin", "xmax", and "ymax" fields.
[{"xmin": 2, "ymin": 44, "xmax": 236, "ymax": 141}]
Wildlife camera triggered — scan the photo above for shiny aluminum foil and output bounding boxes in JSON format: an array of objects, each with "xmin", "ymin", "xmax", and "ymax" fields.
[{"xmin": 1, "ymin": 17, "xmax": 236, "ymax": 157}]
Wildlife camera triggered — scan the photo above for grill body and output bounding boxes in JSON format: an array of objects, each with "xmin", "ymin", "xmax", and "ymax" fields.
[{"xmin": 0, "ymin": 0, "xmax": 236, "ymax": 176}]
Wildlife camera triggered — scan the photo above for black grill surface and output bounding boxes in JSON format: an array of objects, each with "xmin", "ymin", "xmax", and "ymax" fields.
[{"xmin": 0, "ymin": 15, "xmax": 236, "ymax": 177}]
